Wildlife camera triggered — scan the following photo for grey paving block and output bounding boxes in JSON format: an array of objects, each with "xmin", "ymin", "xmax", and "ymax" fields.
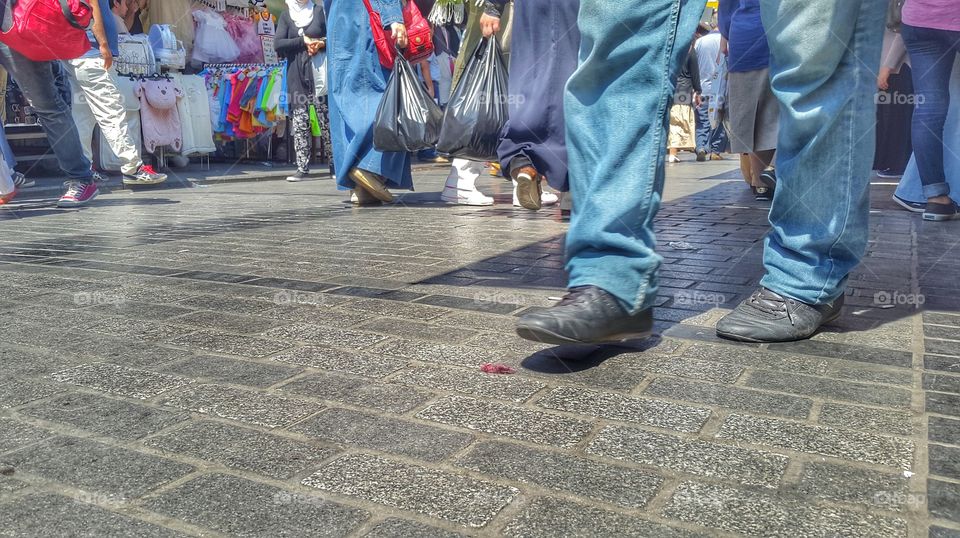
[
  {"xmin": 389, "ymin": 364, "xmax": 546, "ymax": 403},
  {"xmin": 502, "ymin": 497, "xmax": 700, "ymax": 538},
  {"xmin": 717, "ymin": 414, "xmax": 915, "ymax": 469},
  {"xmin": 925, "ymin": 312, "xmax": 960, "ymax": 328},
  {"xmin": 271, "ymin": 346, "xmax": 408, "ymax": 377},
  {"xmin": 291, "ymin": 407, "xmax": 472, "ymax": 461},
  {"xmin": 930, "ymin": 416, "xmax": 960, "ymax": 445},
  {"xmin": 925, "ymin": 373, "xmax": 960, "ymax": 395},
  {"xmin": 168, "ymin": 330, "xmax": 292, "ymax": 358},
  {"xmin": 0, "ymin": 379, "xmax": 64, "ymax": 409},
  {"xmin": 49, "ymin": 363, "xmax": 191, "ymax": 400},
  {"xmin": 930, "ymin": 526, "xmax": 960, "ymax": 538},
  {"xmin": 0, "ymin": 417, "xmax": 53, "ymax": 453},
  {"xmin": 927, "ymin": 391, "xmax": 960, "ymax": 418},
  {"xmin": 146, "ymin": 473, "xmax": 368, "ymax": 537},
  {"xmin": 664, "ymin": 481, "xmax": 908, "ymax": 537},
  {"xmin": 65, "ymin": 337, "xmax": 188, "ymax": 369},
  {"xmin": 0, "ymin": 345, "xmax": 87, "ymax": 377},
  {"xmin": 794, "ymin": 461, "xmax": 910, "ymax": 510},
  {"xmin": 928, "ymin": 479, "xmax": 960, "ymax": 524},
  {"xmin": 171, "ymin": 310, "xmax": 282, "ymax": 333},
  {"xmin": 279, "ymin": 371, "xmax": 433, "ymax": 413},
  {"xmin": 623, "ymin": 355, "xmax": 745, "ymax": 383},
  {"xmin": 746, "ymin": 370, "xmax": 912, "ymax": 409},
  {"xmin": 926, "ymin": 354, "xmax": 960, "ymax": 374},
  {"xmin": 158, "ymin": 384, "xmax": 322, "ymax": 428},
  {"xmin": 926, "ymin": 325, "xmax": 960, "ymax": 340},
  {"xmin": 0, "ymin": 493, "xmax": 182, "ymax": 537},
  {"xmin": 158, "ymin": 355, "xmax": 302, "ymax": 388},
  {"xmin": 264, "ymin": 323, "xmax": 389, "ymax": 350},
  {"xmin": 144, "ymin": 420, "xmax": 336, "ymax": 479},
  {"xmin": 303, "ymin": 454, "xmax": 518, "ymax": 528},
  {"xmin": 0, "ymin": 475, "xmax": 27, "ymax": 492},
  {"xmin": 652, "ymin": 375, "xmax": 816, "ymax": 417},
  {"xmin": 587, "ymin": 424, "xmax": 788, "ymax": 488},
  {"xmin": 927, "ymin": 339, "xmax": 960, "ymax": 358},
  {"xmin": 362, "ymin": 518, "xmax": 466, "ymax": 538},
  {"xmin": 455, "ymin": 440, "xmax": 662, "ymax": 508},
  {"xmin": 20, "ymin": 392, "xmax": 189, "ymax": 440},
  {"xmin": 3, "ymin": 436, "xmax": 193, "ymax": 498},
  {"xmin": 359, "ymin": 318, "xmax": 479, "ymax": 344},
  {"xmin": 537, "ymin": 386, "xmax": 711, "ymax": 433},
  {"xmin": 377, "ymin": 338, "xmax": 498, "ymax": 367},
  {"xmin": 89, "ymin": 301, "xmax": 195, "ymax": 321},
  {"xmin": 417, "ymin": 396, "xmax": 592, "ymax": 448},
  {"xmin": 930, "ymin": 444, "xmax": 960, "ymax": 481},
  {"xmin": 818, "ymin": 403, "xmax": 914, "ymax": 436}
]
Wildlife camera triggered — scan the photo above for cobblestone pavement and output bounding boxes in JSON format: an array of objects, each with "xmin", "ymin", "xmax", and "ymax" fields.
[{"xmin": 0, "ymin": 161, "xmax": 957, "ymax": 537}]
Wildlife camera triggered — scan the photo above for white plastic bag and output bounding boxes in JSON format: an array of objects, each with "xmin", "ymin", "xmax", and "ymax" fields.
[{"xmin": 311, "ymin": 51, "xmax": 327, "ymax": 97}]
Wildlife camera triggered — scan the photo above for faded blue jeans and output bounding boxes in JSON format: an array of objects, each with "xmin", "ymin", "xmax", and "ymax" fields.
[
  {"xmin": 564, "ymin": 0, "xmax": 885, "ymax": 312},
  {"xmin": 695, "ymin": 99, "xmax": 728, "ymax": 154}
]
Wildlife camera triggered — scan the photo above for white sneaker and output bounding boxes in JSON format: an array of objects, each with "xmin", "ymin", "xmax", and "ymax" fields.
[{"xmin": 441, "ymin": 186, "xmax": 494, "ymax": 206}]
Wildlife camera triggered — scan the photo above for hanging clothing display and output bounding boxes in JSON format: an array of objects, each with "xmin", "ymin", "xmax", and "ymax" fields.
[
  {"xmin": 200, "ymin": 63, "xmax": 289, "ymax": 140},
  {"xmin": 170, "ymin": 74, "xmax": 217, "ymax": 156},
  {"xmin": 136, "ymin": 78, "xmax": 185, "ymax": 153},
  {"xmin": 193, "ymin": 9, "xmax": 242, "ymax": 64}
]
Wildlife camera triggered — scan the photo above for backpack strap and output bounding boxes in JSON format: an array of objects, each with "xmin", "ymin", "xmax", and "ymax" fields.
[{"xmin": 60, "ymin": 0, "xmax": 88, "ymax": 31}]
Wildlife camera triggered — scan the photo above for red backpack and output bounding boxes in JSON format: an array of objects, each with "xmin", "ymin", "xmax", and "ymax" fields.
[
  {"xmin": 362, "ymin": 0, "xmax": 434, "ymax": 69},
  {"xmin": 0, "ymin": 0, "xmax": 93, "ymax": 62}
]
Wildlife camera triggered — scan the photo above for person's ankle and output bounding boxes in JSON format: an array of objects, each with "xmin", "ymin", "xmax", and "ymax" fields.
[{"xmin": 929, "ymin": 195, "xmax": 953, "ymax": 205}]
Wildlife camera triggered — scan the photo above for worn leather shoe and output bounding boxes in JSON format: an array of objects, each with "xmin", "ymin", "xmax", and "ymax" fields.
[
  {"xmin": 716, "ymin": 287, "xmax": 843, "ymax": 343},
  {"xmin": 349, "ymin": 168, "xmax": 393, "ymax": 203},
  {"xmin": 516, "ymin": 286, "xmax": 653, "ymax": 345}
]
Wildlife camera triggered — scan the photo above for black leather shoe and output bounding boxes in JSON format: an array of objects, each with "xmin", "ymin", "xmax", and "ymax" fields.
[
  {"xmin": 716, "ymin": 287, "xmax": 843, "ymax": 343},
  {"xmin": 516, "ymin": 286, "xmax": 653, "ymax": 345}
]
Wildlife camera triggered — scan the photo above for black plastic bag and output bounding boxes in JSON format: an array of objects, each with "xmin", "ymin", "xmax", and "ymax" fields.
[
  {"xmin": 437, "ymin": 37, "xmax": 508, "ymax": 161},
  {"xmin": 373, "ymin": 53, "xmax": 444, "ymax": 153}
]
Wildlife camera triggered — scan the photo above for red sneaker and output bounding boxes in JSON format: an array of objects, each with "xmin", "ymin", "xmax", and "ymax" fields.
[
  {"xmin": 57, "ymin": 181, "xmax": 99, "ymax": 208},
  {"xmin": 0, "ymin": 189, "xmax": 17, "ymax": 205}
]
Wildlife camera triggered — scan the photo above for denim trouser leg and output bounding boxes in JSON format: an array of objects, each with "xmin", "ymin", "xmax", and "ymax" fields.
[
  {"xmin": 759, "ymin": 0, "xmax": 886, "ymax": 305},
  {"xmin": 695, "ymin": 102, "xmax": 711, "ymax": 151},
  {"xmin": 564, "ymin": 0, "xmax": 703, "ymax": 313},
  {"xmin": 0, "ymin": 44, "xmax": 92, "ymax": 180},
  {"xmin": 901, "ymin": 24, "xmax": 960, "ymax": 199},
  {"xmin": 0, "ymin": 126, "xmax": 15, "ymax": 169}
]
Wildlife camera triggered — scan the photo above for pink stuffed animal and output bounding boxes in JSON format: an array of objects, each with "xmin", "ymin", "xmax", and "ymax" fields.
[{"xmin": 136, "ymin": 79, "xmax": 183, "ymax": 153}]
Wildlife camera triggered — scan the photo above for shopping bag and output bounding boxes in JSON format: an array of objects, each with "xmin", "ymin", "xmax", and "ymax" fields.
[
  {"xmin": 0, "ymin": 0, "xmax": 92, "ymax": 62},
  {"xmin": 373, "ymin": 53, "xmax": 444, "ymax": 153},
  {"xmin": 309, "ymin": 105, "xmax": 322, "ymax": 137},
  {"xmin": 311, "ymin": 51, "xmax": 327, "ymax": 98},
  {"xmin": 436, "ymin": 37, "xmax": 508, "ymax": 161}
]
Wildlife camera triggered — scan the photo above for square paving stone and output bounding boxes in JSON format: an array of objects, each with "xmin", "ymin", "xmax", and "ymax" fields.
[
  {"xmin": 302, "ymin": 453, "xmax": 518, "ymax": 528},
  {"xmin": 716, "ymin": 414, "xmax": 915, "ymax": 469},
  {"xmin": 291, "ymin": 408, "xmax": 473, "ymax": 462},
  {"xmin": 389, "ymin": 364, "xmax": 546, "ymax": 403},
  {"xmin": 0, "ymin": 345, "xmax": 88, "ymax": 377},
  {"xmin": 663, "ymin": 481, "xmax": 908, "ymax": 537},
  {"xmin": 502, "ymin": 497, "xmax": 700, "ymax": 538},
  {"xmin": 49, "ymin": 363, "xmax": 190, "ymax": 400},
  {"xmin": 3, "ymin": 436, "xmax": 193, "ymax": 498},
  {"xmin": 362, "ymin": 518, "xmax": 466, "ymax": 538},
  {"xmin": 168, "ymin": 330, "xmax": 292, "ymax": 358},
  {"xmin": 928, "ymin": 392, "xmax": 960, "ymax": 418},
  {"xmin": 537, "ymin": 386, "xmax": 711, "ymax": 433},
  {"xmin": 650, "ymin": 375, "xmax": 817, "ymax": 417},
  {"xmin": 64, "ymin": 337, "xmax": 188, "ymax": 369},
  {"xmin": 146, "ymin": 473, "xmax": 368, "ymax": 537},
  {"xmin": 170, "ymin": 311, "xmax": 282, "ymax": 334},
  {"xmin": 0, "ymin": 417, "xmax": 53, "ymax": 453},
  {"xmin": 622, "ymin": 355, "xmax": 745, "ymax": 383},
  {"xmin": 278, "ymin": 371, "xmax": 433, "ymax": 413},
  {"xmin": 264, "ymin": 324, "xmax": 389, "ymax": 351},
  {"xmin": 930, "ymin": 444, "xmax": 960, "ymax": 481},
  {"xmin": 144, "ymin": 420, "xmax": 337, "ymax": 479},
  {"xmin": 455, "ymin": 440, "xmax": 662, "ymax": 508},
  {"xmin": 928, "ymin": 479, "xmax": 960, "ymax": 523},
  {"xmin": 746, "ymin": 371, "xmax": 912, "ymax": 409},
  {"xmin": 930, "ymin": 416, "xmax": 960, "ymax": 445},
  {"xmin": 416, "ymin": 396, "xmax": 592, "ymax": 448},
  {"xmin": 0, "ymin": 379, "xmax": 64, "ymax": 408},
  {"xmin": 793, "ymin": 461, "xmax": 909, "ymax": 510},
  {"xmin": 818, "ymin": 403, "xmax": 915, "ymax": 436},
  {"xmin": 587, "ymin": 424, "xmax": 788, "ymax": 488},
  {"xmin": 20, "ymin": 392, "xmax": 189, "ymax": 441},
  {"xmin": 158, "ymin": 355, "xmax": 302, "ymax": 388},
  {"xmin": 766, "ymin": 340, "xmax": 914, "ymax": 368},
  {"xmin": 271, "ymin": 346, "xmax": 408, "ymax": 378},
  {"xmin": 0, "ymin": 493, "xmax": 183, "ymax": 537},
  {"xmin": 158, "ymin": 384, "xmax": 323, "ymax": 428}
]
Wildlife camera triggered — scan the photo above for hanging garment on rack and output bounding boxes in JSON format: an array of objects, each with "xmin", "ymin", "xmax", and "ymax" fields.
[
  {"xmin": 98, "ymin": 75, "xmax": 144, "ymax": 172},
  {"xmin": 224, "ymin": 11, "xmax": 263, "ymax": 64},
  {"xmin": 136, "ymin": 78, "xmax": 184, "ymax": 153},
  {"xmin": 170, "ymin": 74, "xmax": 216, "ymax": 156},
  {"xmin": 200, "ymin": 63, "xmax": 288, "ymax": 140},
  {"xmin": 193, "ymin": 9, "xmax": 241, "ymax": 64}
]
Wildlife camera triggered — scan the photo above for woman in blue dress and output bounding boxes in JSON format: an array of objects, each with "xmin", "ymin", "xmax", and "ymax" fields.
[{"xmin": 324, "ymin": 0, "xmax": 410, "ymax": 205}]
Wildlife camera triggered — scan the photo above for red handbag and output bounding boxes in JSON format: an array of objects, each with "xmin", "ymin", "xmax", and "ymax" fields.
[
  {"xmin": 361, "ymin": 0, "xmax": 434, "ymax": 69},
  {"xmin": 0, "ymin": 0, "xmax": 93, "ymax": 61}
]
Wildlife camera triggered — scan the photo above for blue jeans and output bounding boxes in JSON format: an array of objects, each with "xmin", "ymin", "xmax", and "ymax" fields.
[
  {"xmin": 564, "ymin": 0, "xmax": 704, "ymax": 312},
  {"xmin": 695, "ymin": 99, "xmax": 727, "ymax": 154},
  {"xmin": 901, "ymin": 24, "xmax": 960, "ymax": 199},
  {"xmin": 564, "ymin": 0, "xmax": 885, "ymax": 312},
  {"xmin": 759, "ymin": 0, "xmax": 885, "ymax": 305},
  {"xmin": 0, "ymin": 43, "xmax": 92, "ymax": 181},
  {"xmin": 0, "ymin": 128, "xmax": 15, "ymax": 169}
]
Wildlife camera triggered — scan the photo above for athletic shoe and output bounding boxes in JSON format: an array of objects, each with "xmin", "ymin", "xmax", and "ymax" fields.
[
  {"xmin": 91, "ymin": 170, "xmax": 109, "ymax": 183},
  {"xmin": 123, "ymin": 165, "xmax": 167, "ymax": 185},
  {"xmin": 666, "ymin": 154, "xmax": 681, "ymax": 163},
  {"xmin": 892, "ymin": 194, "xmax": 925, "ymax": 213},
  {"xmin": 441, "ymin": 186, "xmax": 494, "ymax": 206},
  {"xmin": 710, "ymin": 153, "xmax": 725, "ymax": 160},
  {"xmin": 875, "ymin": 169, "xmax": 903, "ymax": 179},
  {"xmin": 57, "ymin": 181, "xmax": 99, "ymax": 207},
  {"xmin": 696, "ymin": 148, "xmax": 707, "ymax": 162},
  {"xmin": 350, "ymin": 189, "xmax": 382, "ymax": 206},
  {"xmin": 923, "ymin": 200, "xmax": 960, "ymax": 222},
  {"xmin": 12, "ymin": 172, "xmax": 34, "ymax": 188},
  {"xmin": 0, "ymin": 189, "xmax": 17, "ymax": 205}
]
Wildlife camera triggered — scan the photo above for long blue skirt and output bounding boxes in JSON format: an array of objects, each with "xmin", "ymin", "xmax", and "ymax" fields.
[
  {"xmin": 496, "ymin": 0, "xmax": 580, "ymax": 192},
  {"xmin": 325, "ymin": 0, "xmax": 412, "ymax": 190}
]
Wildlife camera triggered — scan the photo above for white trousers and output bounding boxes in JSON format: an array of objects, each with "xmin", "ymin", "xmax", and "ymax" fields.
[{"xmin": 63, "ymin": 58, "xmax": 141, "ymax": 175}]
